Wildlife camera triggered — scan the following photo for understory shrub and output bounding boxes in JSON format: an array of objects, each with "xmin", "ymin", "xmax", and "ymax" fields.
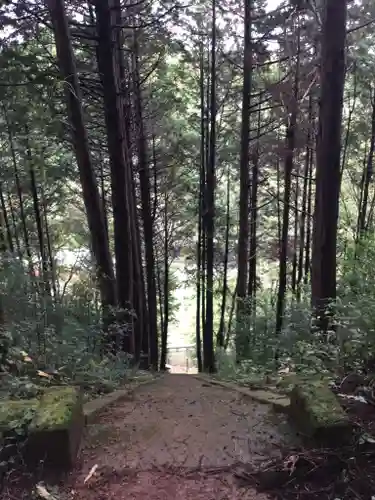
[
  {"xmin": 222, "ymin": 238, "xmax": 375, "ymax": 381},
  {"xmin": 0, "ymin": 258, "xmax": 131, "ymax": 400}
]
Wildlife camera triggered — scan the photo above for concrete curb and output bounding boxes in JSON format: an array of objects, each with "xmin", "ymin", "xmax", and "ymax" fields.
[
  {"xmin": 192, "ymin": 373, "xmax": 290, "ymax": 413},
  {"xmin": 83, "ymin": 375, "xmax": 160, "ymax": 424}
]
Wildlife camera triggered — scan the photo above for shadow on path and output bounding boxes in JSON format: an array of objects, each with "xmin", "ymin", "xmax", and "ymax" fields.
[{"xmin": 68, "ymin": 374, "xmax": 295, "ymax": 499}]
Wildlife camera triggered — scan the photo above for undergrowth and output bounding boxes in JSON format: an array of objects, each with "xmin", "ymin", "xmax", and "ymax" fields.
[
  {"xmin": 0, "ymin": 258, "xmax": 136, "ymax": 402},
  {"xmin": 217, "ymin": 237, "xmax": 375, "ymax": 385}
]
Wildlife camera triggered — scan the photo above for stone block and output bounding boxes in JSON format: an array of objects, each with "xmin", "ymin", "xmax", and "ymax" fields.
[
  {"xmin": 26, "ymin": 386, "xmax": 84, "ymax": 470},
  {"xmin": 289, "ymin": 380, "xmax": 352, "ymax": 445},
  {"xmin": 0, "ymin": 386, "xmax": 84, "ymax": 471}
]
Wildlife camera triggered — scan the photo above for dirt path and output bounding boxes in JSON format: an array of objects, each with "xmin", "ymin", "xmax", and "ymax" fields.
[{"xmin": 68, "ymin": 374, "xmax": 294, "ymax": 499}]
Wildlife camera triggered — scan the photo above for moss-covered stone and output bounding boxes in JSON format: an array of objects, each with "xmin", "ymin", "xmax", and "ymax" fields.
[
  {"xmin": 290, "ymin": 380, "xmax": 352, "ymax": 445},
  {"xmin": 30, "ymin": 386, "xmax": 80, "ymax": 431},
  {"xmin": 0, "ymin": 386, "xmax": 84, "ymax": 471},
  {"xmin": 26, "ymin": 386, "xmax": 84, "ymax": 470},
  {"xmin": 276, "ymin": 373, "xmax": 331, "ymax": 394},
  {"xmin": 0, "ymin": 399, "xmax": 38, "ymax": 432}
]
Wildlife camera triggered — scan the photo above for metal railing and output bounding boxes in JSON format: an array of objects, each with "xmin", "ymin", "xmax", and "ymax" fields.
[{"xmin": 166, "ymin": 344, "xmax": 196, "ymax": 373}]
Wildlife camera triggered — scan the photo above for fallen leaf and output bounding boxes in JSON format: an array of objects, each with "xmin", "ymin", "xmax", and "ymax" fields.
[
  {"xmin": 21, "ymin": 351, "xmax": 32, "ymax": 362},
  {"xmin": 338, "ymin": 393, "xmax": 368, "ymax": 404},
  {"xmin": 284, "ymin": 454, "xmax": 298, "ymax": 474},
  {"xmin": 84, "ymin": 464, "xmax": 99, "ymax": 484},
  {"xmin": 35, "ymin": 484, "xmax": 56, "ymax": 500},
  {"xmin": 359, "ymin": 432, "xmax": 375, "ymax": 444}
]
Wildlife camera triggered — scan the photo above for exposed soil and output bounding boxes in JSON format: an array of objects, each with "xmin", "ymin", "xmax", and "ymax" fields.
[
  {"xmin": 236, "ymin": 376, "xmax": 375, "ymax": 500},
  {"xmin": 64, "ymin": 374, "xmax": 296, "ymax": 499},
  {"xmin": 236, "ymin": 442, "xmax": 375, "ymax": 500}
]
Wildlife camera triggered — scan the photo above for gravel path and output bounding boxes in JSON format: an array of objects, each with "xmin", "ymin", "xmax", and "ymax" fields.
[{"xmin": 68, "ymin": 374, "xmax": 294, "ymax": 499}]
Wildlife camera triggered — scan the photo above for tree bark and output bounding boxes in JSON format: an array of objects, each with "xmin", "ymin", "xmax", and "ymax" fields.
[
  {"xmin": 248, "ymin": 102, "xmax": 260, "ymax": 310},
  {"xmin": 3, "ymin": 106, "xmax": 32, "ymax": 265},
  {"xmin": 133, "ymin": 32, "xmax": 158, "ymax": 370},
  {"xmin": 46, "ymin": 0, "xmax": 116, "ymax": 326},
  {"xmin": 356, "ymin": 90, "xmax": 375, "ymax": 240},
  {"xmin": 204, "ymin": 0, "xmax": 216, "ymax": 373},
  {"xmin": 25, "ymin": 131, "xmax": 51, "ymax": 299},
  {"xmin": 236, "ymin": 0, "xmax": 252, "ymax": 360},
  {"xmin": 275, "ymin": 34, "xmax": 300, "ymax": 336},
  {"xmin": 297, "ymin": 95, "xmax": 312, "ymax": 295},
  {"xmin": 7, "ymin": 190, "xmax": 22, "ymax": 260},
  {"xmin": 94, "ymin": 0, "xmax": 135, "ymax": 350},
  {"xmin": 217, "ymin": 165, "xmax": 230, "ymax": 348},
  {"xmin": 196, "ymin": 40, "xmax": 205, "ymax": 372},
  {"xmin": 311, "ymin": 0, "xmax": 347, "ymax": 323},
  {"xmin": 275, "ymin": 116, "xmax": 296, "ymax": 337},
  {"xmin": 160, "ymin": 192, "xmax": 169, "ymax": 370},
  {"xmin": 0, "ymin": 185, "xmax": 14, "ymax": 254}
]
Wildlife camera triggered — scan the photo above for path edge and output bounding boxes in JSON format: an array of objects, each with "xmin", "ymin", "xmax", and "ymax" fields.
[
  {"xmin": 83, "ymin": 374, "xmax": 160, "ymax": 424},
  {"xmin": 192, "ymin": 373, "xmax": 290, "ymax": 413}
]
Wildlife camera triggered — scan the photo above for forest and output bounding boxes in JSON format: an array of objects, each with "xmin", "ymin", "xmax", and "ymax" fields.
[{"xmin": 0, "ymin": 0, "xmax": 372, "ymax": 396}]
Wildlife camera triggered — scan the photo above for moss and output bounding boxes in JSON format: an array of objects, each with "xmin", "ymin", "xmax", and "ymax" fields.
[
  {"xmin": 277, "ymin": 373, "xmax": 330, "ymax": 394},
  {"xmin": 0, "ymin": 399, "xmax": 38, "ymax": 432},
  {"xmin": 0, "ymin": 386, "xmax": 82, "ymax": 436},
  {"xmin": 30, "ymin": 386, "xmax": 80, "ymax": 431},
  {"xmin": 291, "ymin": 380, "xmax": 349, "ymax": 431}
]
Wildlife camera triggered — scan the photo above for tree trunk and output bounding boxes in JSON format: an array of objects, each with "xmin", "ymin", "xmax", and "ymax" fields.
[
  {"xmin": 275, "ymin": 118, "xmax": 296, "ymax": 336},
  {"xmin": 129, "ymin": 165, "xmax": 145, "ymax": 364},
  {"xmin": 204, "ymin": 0, "xmax": 216, "ymax": 373},
  {"xmin": 275, "ymin": 24, "xmax": 300, "ymax": 337},
  {"xmin": 98, "ymin": 149, "xmax": 109, "ymax": 240},
  {"xmin": 248, "ymin": 102, "xmax": 260, "ymax": 310},
  {"xmin": 40, "ymin": 185, "xmax": 58, "ymax": 301},
  {"xmin": 217, "ymin": 165, "xmax": 230, "ymax": 348},
  {"xmin": 0, "ymin": 185, "xmax": 14, "ymax": 254},
  {"xmin": 275, "ymin": 66, "xmax": 299, "ymax": 335},
  {"xmin": 304, "ymin": 149, "xmax": 313, "ymax": 284},
  {"xmin": 196, "ymin": 41, "xmax": 205, "ymax": 372},
  {"xmin": 25, "ymin": 131, "xmax": 51, "ymax": 299},
  {"xmin": 297, "ymin": 95, "xmax": 312, "ymax": 295},
  {"xmin": 46, "ymin": 0, "xmax": 116, "ymax": 327},
  {"xmin": 133, "ymin": 32, "xmax": 158, "ymax": 370},
  {"xmin": 3, "ymin": 106, "xmax": 32, "ymax": 264},
  {"xmin": 202, "ymin": 44, "xmax": 210, "ymax": 347},
  {"xmin": 291, "ymin": 166, "xmax": 299, "ymax": 294},
  {"xmin": 160, "ymin": 192, "xmax": 169, "ymax": 370},
  {"xmin": 356, "ymin": 90, "xmax": 375, "ymax": 240},
  {"xmin": 94, "ymin": 0, "xmax": 134, "ymax": 350},
  {"xmin": 7, "ymin": 190, "xmax": 22, "ymax": 260},
  {"xmin": 311, "ymin": 0, "xmax": 347, "ymax": 324},
  {"xmin": 236, "ymin": 0, "xmax": 252, "ymax": 360}
]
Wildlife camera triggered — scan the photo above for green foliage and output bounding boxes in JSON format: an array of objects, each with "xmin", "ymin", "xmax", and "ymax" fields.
[
  {"xmin": 166, "ymin": 270, "xmax": 182, "ymax": 326},
  {"xmin": 1, "ymin": 0, "xmax": 375, "ymax": 394},
  {"xmin": 0, "ymin": 399, "xmax": 38, "ymax": 432},
  {"xmin": 0, "ymin": 258, "xmax": 131, "ymax": 401},
  {"xmin": 336, "ymin": 235, "xmax": 375, "ymax": 369},
  {"xmin": 30, "ymin": 386, "xmax": 79, "ymax": 431},
  {"xmin": 221, "ymin": 238, "xmax": 375, "ymax": 382}
]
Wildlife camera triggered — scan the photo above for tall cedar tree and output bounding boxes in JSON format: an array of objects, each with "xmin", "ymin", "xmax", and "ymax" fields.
[
  {"xmin": 46, "ymin": 0, "xmax": 117, "ymax": 330},
  {"xmin": 195, "ymin": 41, "xmax": 205, "ymax": 372},
  {"xmin": 248, "ymin": 103, "xmax": 260, "ymax": 309},
  {"xmin": 204, "ymin": 0, "xmax": 216, "ymax": 373},
  {"xmin": 132, "ymin": 32, "xmax": 159, "ymax": 370},
  {"xmin": 236, "ymin": 0, "xmax": 252, "ymax": 360},
  {"xmin": 275, "ymin": 23, "xmax": 299, "ymax": 337},
  {"xmin": 357, "ymin": 89, "xmax": 375, "ymax": 239},
  {"xmin": 311, "ymin": 0, "xmax": 347, "ymax": 323},
  {"xmin": 94, "ymin": 0, "xmax": 135, "ymax": 353}
]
